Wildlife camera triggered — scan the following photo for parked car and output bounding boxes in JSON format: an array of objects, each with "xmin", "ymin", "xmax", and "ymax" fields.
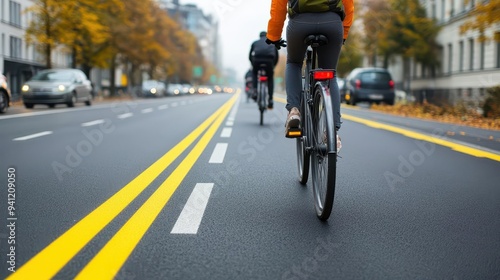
[
  {"xmin": 337, "ymin": 77, "xmax": 347, "ymax": 103},
  {"xmin": 141, "ymin": 80, "xmax": 166, "ymax": 97},
  {"xmin": 0, "ymin": 74, "xmax": 11, "ymax": 113},
  {"xmin": 21, "ymin": 69, "xmax": 93, "ymax": 108},
  {"xmin": 166, "ymin": 83, "xmax": 183, "ymax": 96},
  {"xmin": 344, "ymin": 67, "xmax": 395, "ymax": 106}
]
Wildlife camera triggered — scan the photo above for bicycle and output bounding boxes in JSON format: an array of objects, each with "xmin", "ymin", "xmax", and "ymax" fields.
[
  {"xmin": 290, "ymin": 34, "xmax": 338, "ymax": 221},
  {"xmin": 256, "ymin": 64, "xmax": 269, "ymax": 125}
]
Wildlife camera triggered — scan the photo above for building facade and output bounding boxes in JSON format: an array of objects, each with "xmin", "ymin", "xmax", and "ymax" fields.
[
  {"xmin": 0, "ymin": 0, "xmax": 72, "ymax": 99},
  {"xmin": 163, "ymin": 1, "xmax": 222, "ymax": 78},
  {"xmin": 409, "ymin": 0, "xmax": 500, "ymax": 104}
]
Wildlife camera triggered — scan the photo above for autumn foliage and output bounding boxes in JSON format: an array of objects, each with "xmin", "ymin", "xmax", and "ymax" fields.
[
  {"xmin": 371, "ymin": 89, "xmax": 500, "ymax": 130},
  {"xmin": 24, "ymin": 0, "xmax": 209, "ymax": 88}
]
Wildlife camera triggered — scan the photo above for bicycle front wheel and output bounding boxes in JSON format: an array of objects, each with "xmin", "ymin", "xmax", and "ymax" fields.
[
  {"xmin": 310, "ymin": 82, "xmax": 337, "ymax": 221},
  {"xmin": 296, "ymin": 93, "xmax": 310, "ymax": 184}
]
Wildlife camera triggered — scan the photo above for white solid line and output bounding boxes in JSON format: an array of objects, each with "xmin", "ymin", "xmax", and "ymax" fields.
[
  {"xmin": 81, "ymin": 119, "xmax": 105, "ymax": 127},
  {"xmin": 209, "ymin": 143, "xmax": 228, "ymax": 163},
  {"xmin": 141, "ymin": 108, "xmax": 153, "ymax": 114},
  {"xmin": 118, "ymin": 113, "xmax": 133, "ymax": 119},
  {"xmin": 220, "ymin": 127, "xmax": 232, "ymax": 138},
  {"xmin": 171, "ymin": 183, "xmax": 214, "ymax": 234},
  {"xmin": 13, "ymin": 131, "xmax": 53, "ymax": 141},
  {"xmin": 158, "ymin": 105, "xmax": 168, "ymax": 110}
]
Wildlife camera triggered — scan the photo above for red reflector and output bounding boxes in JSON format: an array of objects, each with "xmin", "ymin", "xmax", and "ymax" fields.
[
  {"xmin": 389, "ymin": 80, "xmax": 395, "ymax": 89},
  {"xmin": 355, "ymin": 79, "xmax": 361, "ymax": 89},
  {"xmin": 259, "ymin": 76, "xmax": 268, "ymax": 81},
  {"xmin": 313, "ymin": 71, "xmax": 334, "ymax": 80}
]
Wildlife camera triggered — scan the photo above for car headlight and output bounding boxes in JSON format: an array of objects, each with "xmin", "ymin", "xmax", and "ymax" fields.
[
  {"xmin": 21, "ymin": 85, "xmax": 30, "ymax": 92},
  {"xmin": 150, "ymin": 88, "xmax": 157, "ymax": 94},
  {"xmin": 57, "ymin": 85, "xmax": 67, "ymax": 92}
]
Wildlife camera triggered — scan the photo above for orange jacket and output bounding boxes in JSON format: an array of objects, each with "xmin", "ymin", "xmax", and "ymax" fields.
[{"xmin": 267, "ymin": 0, "xmax": 354, "ymax": 42}]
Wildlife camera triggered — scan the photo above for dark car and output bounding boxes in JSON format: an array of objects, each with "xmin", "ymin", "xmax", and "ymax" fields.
[
  {"xmin": 21, "ymin": 69, "xmax": 93, "ymax": 108},
  {"xmin": 344, "ymin": 67, "xmax": 395, "ymax": 106},
  {"xmin": 0, "ymin": 74, "xmax": 11, "ymax": 113},
  {"xmin": 142, "ymin": 80, "xmax": 166, "ymax": 97},
  {"xmin": 337, "ymin": 77, "xmax": 346, "ymax": 103}
]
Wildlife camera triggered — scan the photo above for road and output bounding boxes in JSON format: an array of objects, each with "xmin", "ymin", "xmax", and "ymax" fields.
[{"xmin": 1, "ymin": 93, "xmax": 499, "ymax": 279}]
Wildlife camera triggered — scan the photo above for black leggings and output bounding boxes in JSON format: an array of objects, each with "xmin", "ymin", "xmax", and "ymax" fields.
[
  {"xmin": 285, "ymin": 12, "xmax": 343, "ymax": 129},
  {"xmin": 252, "ymin": 59, "xmax": 275, "ymax": 101}
]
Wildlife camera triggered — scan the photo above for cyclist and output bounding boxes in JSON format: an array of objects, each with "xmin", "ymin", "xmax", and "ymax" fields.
[
  {"xmin": 265, "ymin": 0, "xmax": 354, "ymax": 145},
  {"xmin": 244, "ymin": 68, "xmax": 253, "ymax": 102},
  {"xmin": 249, "ymin": 31, "xmax": 279, "ymax": 109}
]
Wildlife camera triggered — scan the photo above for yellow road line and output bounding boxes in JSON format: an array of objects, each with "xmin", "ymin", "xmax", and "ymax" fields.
[
  {"xmin": 8, "ymin": 95, "xmax": 237, "ymax": 280},
  {"xmin": 343, "ymin": 114, "xmax": 500, "ymax": 162},
  {"xmin": 75, "ymin": 94, "xmax": 238, "ymax": 279}
]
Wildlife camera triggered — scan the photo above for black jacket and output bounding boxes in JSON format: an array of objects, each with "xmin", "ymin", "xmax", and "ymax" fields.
[{"xmin": 249, "ymin": 36, "xmax": 279, "ymax": 66}]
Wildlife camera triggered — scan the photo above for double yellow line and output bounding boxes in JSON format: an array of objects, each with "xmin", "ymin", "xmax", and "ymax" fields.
[{"xmin": 9, "ymin": 94, "xmax": 238, "ymax": 280}]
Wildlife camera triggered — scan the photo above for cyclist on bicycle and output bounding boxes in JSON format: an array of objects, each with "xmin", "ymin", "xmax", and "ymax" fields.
[
  {"xmin": 249, "ymin": 31, "xmax": 280, "ymax": 109},
  {"xmin": 244, "ymin": 68, "xmax": 253, "ymax": 102},
  {"xmin": 265, "ymin": 0, "xmax": 354, "ymax": 143}
]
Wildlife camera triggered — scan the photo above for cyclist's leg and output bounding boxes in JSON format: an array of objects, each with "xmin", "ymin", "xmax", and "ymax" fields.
[
  {"xmin": 285, "ymin": 15, "xmax": 310, "ymax": 112},
  {"xmin": 315, "ymin": 13, "xmax": 343, "ymax": 130},
  {"xmin": 251, "ymin": 62, "xmax": 259, "ymax": 98},
  {"xmin": 266, "ymin": 61, "xmax": 275, "ymax": 107}
]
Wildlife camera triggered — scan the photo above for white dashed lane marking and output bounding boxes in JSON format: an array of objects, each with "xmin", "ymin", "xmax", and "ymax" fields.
[
  {"xmin": 141, "ymin": 108, "xmax": 153, "ymax": 114},
  {"xmin": 13, "ymin": 131, "xmax": 53, "ymax": 141},
  {"xmin": 220, "ymin": 127, "xmax": 232, "ymax": 138},
  {"xmin": 209, "ymin": 143, "xmax": 228, "ymax": 163},
  {"xmin": 118, "ymin": 113, "xmax": 133, "ymax": 119},
  {"xmin": 81, "ymin": 120, "xmax": 105, "ymax": 127},
  {"xmin": 171, "ymin": 183, "xmax": 214, "ymax": 234}
]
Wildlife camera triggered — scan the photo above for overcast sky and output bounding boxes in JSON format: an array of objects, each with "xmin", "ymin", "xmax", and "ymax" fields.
[{"xmin": 181, "ymin": 0, "xmax": 283, "ymax": 81}]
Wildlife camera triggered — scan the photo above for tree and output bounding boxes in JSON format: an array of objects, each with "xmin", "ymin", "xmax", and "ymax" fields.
[
  {"xmin": 338, "ymin": 28, "xmax": 363, "ymax": 78},
  {"xmin": 460, "ymin": 0, "xmax": 500, "ymax": 42},
  {"xmin": 379, "ymin": 0, "xmax": 441, "ymax": 92},
  {"xmin": 25, "ymin": 0, "xmax": 61, "ymax": 68},
  {"xmin": 56, "ymin": 0, "xmax": 123, "ymax": 77},
  {"xmin": 360, "ymin": 0, "xmax": 391, "ymax": 67}
]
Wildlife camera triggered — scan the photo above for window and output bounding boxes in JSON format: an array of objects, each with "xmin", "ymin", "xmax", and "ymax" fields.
[
  {"xmin": 448, "ymin": 43, "xmax": 453, "ymax": 73},
  {"xmin": 9, "ymin": 1, "xmax": 21, "ymax": 27},
  {"xmin": 469, "ymin": 38, "xmax": 474, "ymax": 70},
  {"xmin": 496, "ymin": 34, "xmax": 500, "ymax": 68},
  {"xmin": 9, "ymin": 36, "xmax": 21, "ymax": 59},
  {"xmin": 459, "ymin": 41, "xmax": 464, "ymax": 71},
  {"xmin": 480, "ymin": 41, "xmax": 485, "ymax": 70},
  {"xmin": 441, "ymin": 0, "xmax": 446, "ymax": 21}
]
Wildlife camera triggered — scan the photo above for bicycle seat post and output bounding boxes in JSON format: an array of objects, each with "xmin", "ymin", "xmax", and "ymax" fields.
[{"xmin": 304, "ymin": 35, "xmax": 328, "ymax": 69}]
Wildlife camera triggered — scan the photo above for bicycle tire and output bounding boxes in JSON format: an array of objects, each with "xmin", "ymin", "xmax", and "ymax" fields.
[
  {"xmin": 259, "ymin": 81, "xmax": 267, "ymax": 125},
  {"xmin": 296, "ymin": 93, "xmax": 310, "ymax": 184},
  {"xmin": 310, "ymin": 82, "xmax": 337, "ymax": 221}
]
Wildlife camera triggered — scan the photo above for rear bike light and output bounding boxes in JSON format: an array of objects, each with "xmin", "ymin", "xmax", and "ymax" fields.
[
  {"xmin": 259, "ymin": 76, "xmax": 268, "ymax": 81},
  {"xmin": 313, "ymin": 71, "xmax": 334, "ymax": 80}
]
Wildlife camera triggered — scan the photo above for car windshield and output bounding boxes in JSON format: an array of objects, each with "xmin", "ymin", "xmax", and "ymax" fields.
[
  {"xmin": 31, "ymin": 71, "xmax": 75, "ymax": 82},
  {"xmin": 143, "ymin": 81, "xmax": 158, "ymax": 88},
  {"xmin": 359, "ymin": 72, "xmax": 391, "ymax": 83}
]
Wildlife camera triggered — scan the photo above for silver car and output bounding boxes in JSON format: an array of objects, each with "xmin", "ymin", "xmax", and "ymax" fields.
[
  {"xmin": 0, "ymin": 74, "xmax": 11, "ymax": 113},
  {"xmin": 21, "ymin": 69, "xmax": 93, "ymax": 108}
]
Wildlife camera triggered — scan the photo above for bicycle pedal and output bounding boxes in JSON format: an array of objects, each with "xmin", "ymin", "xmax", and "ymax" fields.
[{"xmin": 285, "ymin": 128, "xmax": 302, "ymax": 138}]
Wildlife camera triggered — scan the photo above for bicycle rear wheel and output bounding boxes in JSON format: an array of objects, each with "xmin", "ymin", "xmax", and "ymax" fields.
[
  {"xmin": 296, "ymin": 94, "xmax": 310, "ymax": 184},
  {"xmin": 310, "ymin": 82, "xmax": 337, "ymax": 221},
  {"xmin": 258, "ymin": 81, "xmax": 267, "ymax": 125}
]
